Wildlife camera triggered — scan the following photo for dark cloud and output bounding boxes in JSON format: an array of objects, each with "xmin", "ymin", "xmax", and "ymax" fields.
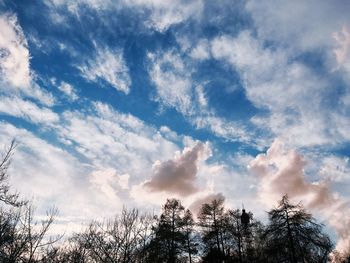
[{"xmin": 143, "ymin": 142, "xmax": 208, "ymax": 196}]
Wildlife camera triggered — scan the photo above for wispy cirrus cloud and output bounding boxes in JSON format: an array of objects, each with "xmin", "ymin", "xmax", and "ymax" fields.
[
  {"xmin": 78, "ymin": 47, "xmax": 131, "ymax": 94},
  {"xmin": 0, "ymin": 13, "xmax": 31, "ymax": 88},
  {"xmin": 125, "ymin": 0, "xmax": 203, "ymax": 32},
  {"xmin": 148, "ymin": 49, "xmax": 253, "ymax": 144},
  {"xmin": 0, "ymin": 12, "xmax": 55, "ymax": 107},
  {"xmin": 0, "ymin": 96, "xmax": 59, "ymax": 124},
  {"xmin": 148, "ymin": 50, "xmax": 193, "ymax": 114},
  {"xmin": 46, "ymin": 0, "xmax": 203, "ymax": 32},
  {"xmin": 58, "ymin": 81, "xmax": 78, "ymax": 101},
  {"xmin": 211, "ymin": 31, "xmax": 350, "ymax": 148}
]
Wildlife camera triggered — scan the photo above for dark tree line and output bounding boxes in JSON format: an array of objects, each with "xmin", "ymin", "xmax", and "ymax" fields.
[{"xmin": 0, "ymin": 142, "xmax": 349, "ymax": 263}]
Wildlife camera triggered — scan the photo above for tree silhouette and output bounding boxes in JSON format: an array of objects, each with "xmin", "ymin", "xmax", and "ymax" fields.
[
  {"xmin": 0, "ymin": 140, "xmax": 26, "ymax": 207},
  {"xmin": 0, "ymin": 141, "xmax": 340, "ymax": 262},
  {"xmin": 263, "ymin": 195, "xmax": 332, "ymax": 263},
  {"xmin": 146, "ymin": 199, "xmax": 189, "ymax": 263},
  {"xmin": 198, "ymin": 197, "xmax": 227, "ymax": 263}
]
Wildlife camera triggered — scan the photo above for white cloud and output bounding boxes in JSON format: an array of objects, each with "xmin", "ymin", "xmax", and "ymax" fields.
[
  {"xmin": 249, "ymin": 139, "xmax": 350, "ymax": 253},
  {"xmin": 56, "ymin": 101, "xmax": 182, "ymax": 192},
  {"xmin": 0, "ymin": 13, "xmax": 31, "ymax": 88},
  {"xmin": 124, "ymin": 0, "xmax": 203, "ymax": 32},
  {"xmin": 0, "ymin": 96, "xmax": 59, "ymax": 124},
  {"xmin": 319, "ymin": 156, "xmax": 350, "ymax": 182},
  {"xmin": 211, "ymin": 31, "xmax": 350, "ymax": 148},
  {"xmin": 190, "ymin": 39, "xmax": 210, "ymax": 60},
  {"xmin": 148, "ymin": 49, "xmax": 252, "ymax": 144},
  {"xmin": 148, "ymin": 50, "xmax": 193, "ymax": 114},
  {"xmin": 46, "ymin": 0, "xmax": 203, "ymax": 32},
  {"xmin": 0, "ymin": 122, "xmax": 95, "ymax": 220},
  {"xmin": 58, "ymin": 81, "xmax": 78, "ymax": 100},
  {"xmin": 0, "ymin": 13, "xmax": 56, "ymax": 107},
  {"xmin": 89, "ymin": 168, "xmax": 129, "ymax": 204},
  {"xmin": 245, "ymin": 0, "xmax": 350, "ymax": 53},
  {"xmin": 78, "ymin": 48, "xmax": 131, "ymax": 94}
]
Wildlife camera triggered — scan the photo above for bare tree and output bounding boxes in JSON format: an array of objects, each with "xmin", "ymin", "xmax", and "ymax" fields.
[{"xmin": 0, "ymin": 140, "xmax": 26, "ymax": 207}]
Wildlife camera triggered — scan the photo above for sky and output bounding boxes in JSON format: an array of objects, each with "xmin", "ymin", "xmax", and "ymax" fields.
[{"xmin": 0, "ymin": 0, "xmax": 350, "ymax": 253}]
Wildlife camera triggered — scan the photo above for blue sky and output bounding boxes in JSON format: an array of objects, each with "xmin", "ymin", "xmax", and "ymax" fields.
[{"xmin": 0, "ymin": 0, "xmax": 350, "ymax": 252}]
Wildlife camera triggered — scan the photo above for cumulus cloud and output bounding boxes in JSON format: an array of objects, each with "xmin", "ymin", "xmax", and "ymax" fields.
[
  {"xmin": 78, "ymin": 48, "xmax": 131, "ymax": 94},
  {"xmin": 0, "ymin": 96, "xmax": 59, "ymax": 124},
  {"xmin": 0, "ymin": 13, "xmax": 31, "ymax": 88},
  {"xmin": 143, "ymin": 142, "xmax": 210, "ymax": 196},
  {"xmin": 188, "ymin": 192, "xmax": 225, "ymax": 217},
  {"xmin": 249, "ymin": 139, "xmax": 350, "ymax": 253}
]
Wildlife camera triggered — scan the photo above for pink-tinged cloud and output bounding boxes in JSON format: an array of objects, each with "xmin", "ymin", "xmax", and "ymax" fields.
[
  {"xmin": 143, "ymin": 142, "xmax": 209, "ymax": 196},
  {"xmin": 249, "ymin": 139, "xmax": 350, "ymax": 254},
  {"xmin": 188, "ymin": 192, "xmax": 225, "ymax": 217}
]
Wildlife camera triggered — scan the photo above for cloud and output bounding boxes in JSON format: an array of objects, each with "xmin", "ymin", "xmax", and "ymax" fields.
[
  {"xmin": 0, "ymin": 13, "xmax": 31, "ymax": 88},
  {"xmin": 249, "ymin": 139, "xmax": 350, "ymax": 253},
  {"xmin": 188, "ymin": 192, "xmax": 225, "ymax": 217},
  {"xmin": 58, "ymin": 81, "xmax": 78, "ymax": 101},
  {"xmin": 0, "ymin": 13, "xmax": 56, "ymax": 107},
  {"xmin": 143, "ymin": 142, "xmax": 210, "ymax": 196},
  {"xmin": 148, "ymin": 50, "xmax": 193, "ymax": 114},
  {"xmin": 57, "ymin": 101, "xmax": 179, "ymax": 171},
  {"xmin": 333, "ymin": 26, "xmax": 350, "ymax": 66},
  {"xmin": 245, "ymin": 0, "xmax": 350, "ymax": 53},
  {"xmin": 78, "ymin": 48, "xmax": 131, "ymax": 94},
  {"xmin": 211, "ymin": 31, "xmax": 350, "ymax": 148},
  {"xmin": 189, "ymin": 39, "xmax": 210, "ymax": 60},
  {"xmin": 0, "ymin": 122, "xmax": 93, "ymax": 219},
  {"xmin": 123, "ymin": 0, "xmax": 204, "ymax": 32},
  {"xmin": 90, "ymin": 168, "xmax": 129, "ymax": 201},
  {"xmin": 46, "ymin": 0, "xmax": 203, "ymax": 32},
  {"xmin": 148, "ymin": 49, "xmax": 252, "ymax": 144},
  {"xmin": 0, "ymin": 96, "xmax": 59, "ymax": 124},
  {"xmin": 319, "ymin": 156, "xmax": 350, "ymax": 183}
]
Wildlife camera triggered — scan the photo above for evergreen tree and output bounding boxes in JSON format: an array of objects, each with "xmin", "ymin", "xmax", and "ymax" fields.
[
  {"xmin": 182, "ymin": 209, "xmax": 198, "ymax": 263},
  {"xmin": 198, "ymin": 198, "xmax": 227, "ymax": 263},
  {"xmin": 263, "ymin": 195, "xmax": 333, "ymax": 263},
  {"xmin": 146, "ymin": 199, "xmax": 187, "ymax": 263}
]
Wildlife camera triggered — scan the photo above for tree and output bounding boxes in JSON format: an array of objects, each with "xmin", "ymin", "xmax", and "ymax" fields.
[
  {"xmin": 198, "ymin": 197, "xmax": 227, "ymax": 263},
  {"xmin": 263, "ymin": 195, "xmax": 333, "ymax": 263},
  {"xmin": 63, "ymin": 208, "xmax": 155, "ymax": 263},
  {"xmin": 0, "ymin": 140, "xmax": 25, "ymax": 207},
  {"xmin": 0, "ymin": 141, "xmax": 60, "ymax": 263},
  {"xmin": 182, "ymin": 209, "xmax": 198, "ymax": 263},
  {"xmin": 146, "ymin": 199, "xmax": 188, "ymax": 263}
]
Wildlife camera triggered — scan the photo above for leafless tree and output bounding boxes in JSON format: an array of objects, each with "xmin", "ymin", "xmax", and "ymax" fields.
[{"xmin": 0, "ymin": 140, "xmax": 26, "ymax": 207}]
